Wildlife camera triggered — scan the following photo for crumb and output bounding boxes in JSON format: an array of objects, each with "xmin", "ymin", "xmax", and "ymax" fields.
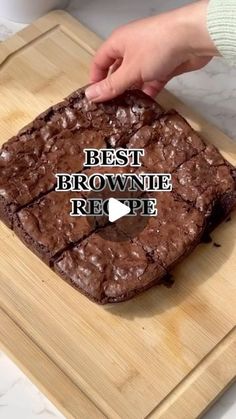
[
  {"xmin": 162, "ymin": 273, "xmax": 174, "ymax": 288},
  {"xmin": 142, "ymin": 327, "xmax": 145, "ymax": 330},
  {"xmin": 201, "ymin": 233, "xmax": 212, "ymax": 244},
  {"xmin": 213, "ymin": 242, "xmax": 221, "ymax": 248}
]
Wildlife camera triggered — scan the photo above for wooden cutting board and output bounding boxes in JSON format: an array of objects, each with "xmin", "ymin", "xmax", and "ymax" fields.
[{"xmin": 0, "ymin": 10, "xmax": 235, "ymax": 419}]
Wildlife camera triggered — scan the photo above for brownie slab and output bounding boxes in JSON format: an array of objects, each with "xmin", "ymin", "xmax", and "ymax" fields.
[
  {"xmin": 54, "ymin": 225, "xmax": 166, "ymax": 304},
  {"xmin": 0, "ymin": 86, "xmax": 235, "ymax": 304}
]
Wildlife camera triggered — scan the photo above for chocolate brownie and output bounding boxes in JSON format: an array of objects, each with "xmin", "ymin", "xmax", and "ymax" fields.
[
  {"xmin": 68, "ymin": 88, "xmax": 164, "ymax": 147},
  {"xmin": 13, "ymin": 162, "xmax": 148, "ymax": 264},
  {"xmin": 84, "ymin": 165, "xmax": 141, "ymax": 200},
  {"xmin": 0, "ymin": 87, "xmax": 235, "ymax": 304},
  {"xmin": 54, "ymin": 225, "xmax": 166, "ymax": 303},
  {"xmin": 13, "ymin": 191, "xmax": 99, "ymax": 265},
  {"xmin": 127, "ymin": 111, "xmax": 205, "ymax": 172},
  {"xmin": 172, "ymin": 145, "xmax": 236, "ymax": 214},
  {"xmin": 0, "ymin": 129, "xmax": 106, "ymax": 227},
  {"xmin": 116, "ymin": 192, "xmax": 205, "ymax": 270},
  {"xmin": 13, "ymin": 165, "xmax": 147, "ymax": 266},
  {"xmin": 0, "ymin": 88, "xmax": 163, "ymax": 227}
]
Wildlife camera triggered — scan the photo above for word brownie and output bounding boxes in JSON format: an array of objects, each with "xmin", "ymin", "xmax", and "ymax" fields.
[{"xmin": 0, "ymin": 87, "xmax": 235, "ymax": 303}]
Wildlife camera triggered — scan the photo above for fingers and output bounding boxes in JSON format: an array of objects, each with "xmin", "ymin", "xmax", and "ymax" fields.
[
  {"xmin": 141, "ymin": 80, "xmax": 166, "ymax": 98},
  {"xmin": 90, "ymin": 40, "xmax": 121, "ymax": 83},
  {"xmin": 90, "ymin": 54, "xmax": 116, "ymax": 84},
  {"xmin": 86, "ymin": 64, "xmax": 137, "ymax": 102},
  {"xmin": 141, "ymin": 57, "xmax": 212, "ymax": 99},
  {"xmin": 108, "ymin": 58, "xmax": 123, "ymax": 76}
]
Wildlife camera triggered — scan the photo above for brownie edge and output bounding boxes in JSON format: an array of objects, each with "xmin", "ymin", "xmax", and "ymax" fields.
[{"xmin": 54, "ymin": 226, "xmax": 167, "ymax": 304}]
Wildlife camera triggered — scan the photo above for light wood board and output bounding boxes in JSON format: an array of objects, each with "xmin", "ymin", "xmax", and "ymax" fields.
[{"xmin": 0, "ymin": 10, "xmax": 235, "ymax": 419}]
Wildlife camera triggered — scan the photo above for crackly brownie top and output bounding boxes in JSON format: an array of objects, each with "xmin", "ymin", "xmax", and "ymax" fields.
[
  {"xmin": 67, "ymin": 88, "xmax": 163, "ymax": 147},
  {"xmin": 0, "ymin": 129, "xmax": 106, "ymax": 209},
  {"xmin": 127, "ymin": 111, "xmax": 205, "ymax": 173},
  {"xmin": 17, "ymin": 88, "xmax": 163, "ymax": 142},
  {"xmin": 14, "ymin": 163, "xmax": 146, "ymax": 259},
  {"xmin": 54, "ymin": 225, "xmax": 166, "ymax": 302},
  {"xmin": 0, "ymin": 88, "xmax": 163, "ymax": 213},
  {"xmin": 173, "ymin": 145, "xmax": 236, "ymax": 212},
  {"xmin": 1, "ymin": 86, "xmax": 236, "ymax": 304},
  {"xmin": 116, "ymin": 192, "xmax": 205, "ymax": 269},
  {"xmin": 15, "ymin": 191, "xmax": 97, "ymax": 257}
]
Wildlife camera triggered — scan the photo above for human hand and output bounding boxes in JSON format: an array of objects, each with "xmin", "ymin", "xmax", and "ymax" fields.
[{"xmin": 85, "ymin": 0, "xmax": 218, "ymax": 102}]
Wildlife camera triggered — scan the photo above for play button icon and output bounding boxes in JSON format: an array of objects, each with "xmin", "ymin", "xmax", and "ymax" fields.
[
  {"xmin": 108, "ymin": 198, "xmax": 131, "ymax": 222},
  {"xmin": 86, "ymin": 182, "xmax": 149, "ymax": 242}
]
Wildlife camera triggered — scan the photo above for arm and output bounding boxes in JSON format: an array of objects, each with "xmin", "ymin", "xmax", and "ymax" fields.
[
  {"xmin": 208, "ymin": 0, "xmax": 236, "ymax": 65},
  {"xmin": 86, "ymin": 0, "xmax": 218, "ymax": 102}
]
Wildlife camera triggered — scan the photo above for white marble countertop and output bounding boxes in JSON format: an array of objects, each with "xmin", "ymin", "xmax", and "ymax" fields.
[{"xmin": 0, "ymin": 1, "xmax": 235, "ymax": 418}]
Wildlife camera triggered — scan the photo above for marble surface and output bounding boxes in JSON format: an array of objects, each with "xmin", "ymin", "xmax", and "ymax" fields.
[{"xmin": 0, "ymin": 0, "xmax": 235, "ymax": 418}]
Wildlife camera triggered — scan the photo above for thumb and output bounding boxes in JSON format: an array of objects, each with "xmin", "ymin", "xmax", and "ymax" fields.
[{"xmin": 85, "ymin": 65, "xmax": 136, "ymax": 102}]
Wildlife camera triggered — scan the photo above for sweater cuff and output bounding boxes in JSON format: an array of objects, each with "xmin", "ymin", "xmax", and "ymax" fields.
[{"xmin": 207, "ymin": 0, "xmax": 236, "ymax": 65}]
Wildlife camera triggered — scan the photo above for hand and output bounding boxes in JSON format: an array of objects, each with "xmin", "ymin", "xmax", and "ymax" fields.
[{"xmin": 85, "ymin": 0, "xmax": 218, "ymax": 102}]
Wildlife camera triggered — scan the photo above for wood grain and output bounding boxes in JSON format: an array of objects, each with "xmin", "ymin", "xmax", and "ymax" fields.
[{"xmin": 0, "ymin": 10, "xmax": 235, "ymax": 419}]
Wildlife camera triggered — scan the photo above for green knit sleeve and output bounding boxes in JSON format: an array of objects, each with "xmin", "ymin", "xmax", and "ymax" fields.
[{"xmin": 207, "ymin": 0, "xmax": 236, "ymax": 65}]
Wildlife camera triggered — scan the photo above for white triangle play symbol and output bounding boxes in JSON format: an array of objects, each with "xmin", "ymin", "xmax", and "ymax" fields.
[{"xmin": 108, "ymin": 198, "xmax": 131, "ymax": 222}]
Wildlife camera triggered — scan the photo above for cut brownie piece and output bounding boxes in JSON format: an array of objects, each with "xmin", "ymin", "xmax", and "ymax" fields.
[
  {"xmin": 13, "ymin": 190, "xmax": 100, "ymax": 265},
  {"xmin": 69, "ymin": 88, "xmax": 163, "ymax": 147},
  {"xmin": 116, "ymin": 192, "xmax": 205, "ymax": 270},
  {"xmin": 173, "ymin": 145, "xmax": 236, "ymax": 214},
  {"xmin": 0, "ymin": 129, "xmax": 106, "ymax": 227},
  {"xmin": 16, "ymin": 88, "xmax": 162, "ymax": 144},
  {"xmin": 127, "ymin": 111, "xmax": 205, "ymax": 173},
  {"xmin": 54, "ymin": 225, "xmax": 166, "ymax": 304}
]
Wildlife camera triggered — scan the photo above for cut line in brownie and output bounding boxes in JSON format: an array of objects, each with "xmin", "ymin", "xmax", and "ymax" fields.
[
  {"xmin": 54, "ymin": 225, "xmax": 167, "ymax": 304},
  {"xmin": 172, "ymin": 145, "xmax": 236, "ymax": 214},
  {"xmin": 66, "ymin": 88, "xmax": 163, "ymax": 148},
  {"xmin": 127, "ymin": 111, "xmax": 206, "ymax": 173},
  {"xmin": 115, "ymin": 191, "xmax": 206, "ymax": 270},
  {"xmin": 0, "ymin": 87, "xmax": 235, "ymax": 304},
  {"xmin": 0, "ymin": 129, "xmax": 106, "ymax": 227},
  {"xmin": 0, "ymin": 88, "xmax": 163, "ymax": 227},
  {"xmin": 13, "ymin": 165, "xmax": 145, "ymax": 265},
  {"xmin": 13, "ymin": 191, "xmax": 100, "ymax": 265}
]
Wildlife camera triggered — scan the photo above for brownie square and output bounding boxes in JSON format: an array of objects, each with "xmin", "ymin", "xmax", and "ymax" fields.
[
  {"xmin": 54, "ymin": 225, "xmax": 166, "ymax": 303},
  {"xmin": 127, "ymin": 111, "xmax": 205, "ymax": 173},
  {"xmin": 13, "ymin": 190, "xmax": 99, "ymax": 265},
  {"xmin": 173, "ymin": 145, "xmax": 236, "ymax": 214},
  {"xmin": 116, "ymin": 192, "xmax": 205, "ymax": 270},
  {"xmin": 0, "ymin": 128, "xmax": 106, "ymax": 227},
  {"xmin": 73, "ymin": 88, "xmax": 164, "ymax": 147}
]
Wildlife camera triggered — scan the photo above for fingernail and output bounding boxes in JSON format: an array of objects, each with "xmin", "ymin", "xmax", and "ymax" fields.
[{"xmin": 85, "ymin": 84, "xmax": 100, "ymax": 101}]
